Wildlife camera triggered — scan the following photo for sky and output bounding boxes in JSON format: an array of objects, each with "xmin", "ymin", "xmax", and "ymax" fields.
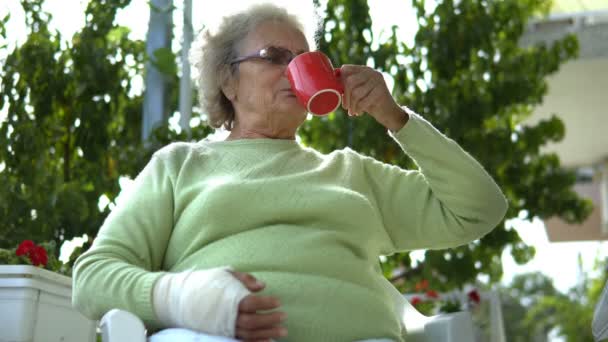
[{"xmin": 1, "ymin": 0, "xmax": 607, "ymax": 296}]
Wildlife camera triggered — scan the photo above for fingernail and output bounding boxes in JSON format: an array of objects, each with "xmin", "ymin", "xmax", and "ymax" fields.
[
  {"xmin": 279, "ymin": 328, "xmax": 288, "ymax": 336},
  {"xmin": 256, "ymin": 280, "xmax": 265, "ymax": 287},
  {"xmin": 280, "ymin": 313, "xmax": 288, "ymax": 321}
]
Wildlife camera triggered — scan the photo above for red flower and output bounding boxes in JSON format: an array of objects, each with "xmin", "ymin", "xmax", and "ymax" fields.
[
  {"xmin": 411, "ymin": 296, "xmax": 423, "ymax": 306},
  {"xmin": 415, "ymin": 279, "xmax": 429, "ymax": 292},
  {"xmin": 29, "ymin": 245, "xmax": 48, "ymax": 267},
  {"xmin": 15, "ymin": 240, "xmax": 48, "ymax": 267},
  {"xmin": 468, "ymin": 289, "xmax": 481, "ymax": 304},
  {"xmin": 426, "ymin": 290, "xmax": 439, "ymax": 299},
  {"xmin": 16, "ymin": 240, "xmax": 35, "ymax": 256}
]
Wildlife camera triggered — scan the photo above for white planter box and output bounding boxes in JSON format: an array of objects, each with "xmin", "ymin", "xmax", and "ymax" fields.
[{"xmin": 0, "ymin": 265, "xmax": 96, "ymax": 342}]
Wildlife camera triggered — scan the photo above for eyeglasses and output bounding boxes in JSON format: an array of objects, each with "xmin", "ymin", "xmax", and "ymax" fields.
[{"xmin": 230, "ymin": 46, "xmax": 299, "ymax": 66}]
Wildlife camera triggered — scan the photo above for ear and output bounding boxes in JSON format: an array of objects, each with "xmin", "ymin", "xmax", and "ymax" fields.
[{"xmin": 220, "ymin": 65, "xmax": 238, "ymax": 101}]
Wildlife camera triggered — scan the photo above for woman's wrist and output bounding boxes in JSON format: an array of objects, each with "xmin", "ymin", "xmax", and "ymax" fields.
[
  {"xmin": 380, "ymin": 105, "xmax": 409, "ymax": 132},
  {"xmin": 152, "ymin": 267, "xmax": 250, "ymax": 336}
]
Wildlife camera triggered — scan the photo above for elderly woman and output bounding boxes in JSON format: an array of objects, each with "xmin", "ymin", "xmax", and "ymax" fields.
[{"xmin": 73, "ymin": 3, "xmax": 507, "ymax": 342}]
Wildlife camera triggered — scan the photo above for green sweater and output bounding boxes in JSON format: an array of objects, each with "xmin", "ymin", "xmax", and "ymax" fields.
[{"xmin": 72, "ymin": 111, "xmax": 507, "ymax": 341}]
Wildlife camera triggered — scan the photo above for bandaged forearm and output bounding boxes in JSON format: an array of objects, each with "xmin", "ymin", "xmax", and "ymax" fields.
[{"xmin": 152, "ymin": 266, "xmax": 251, "ymax": 337}]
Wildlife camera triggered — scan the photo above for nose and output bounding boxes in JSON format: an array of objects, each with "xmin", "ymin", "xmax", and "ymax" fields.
[{"xmin": 283, "ymin": 64, "xmax": 291, "ymax": 77}]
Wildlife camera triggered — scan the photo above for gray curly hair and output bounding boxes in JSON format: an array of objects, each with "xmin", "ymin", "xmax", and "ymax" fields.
[{"xmin": 190, "ymin": 3, "xmax": 321, "ymax": 130}]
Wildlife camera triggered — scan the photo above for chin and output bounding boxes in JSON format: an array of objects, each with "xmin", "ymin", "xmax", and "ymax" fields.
[
  {"xmin": 280, "ymin": 103, "xmax": 307, "ymax": 118},
  {"xmin": 292, "ymin": 109, "xmax": 308, "ymax": 122}
]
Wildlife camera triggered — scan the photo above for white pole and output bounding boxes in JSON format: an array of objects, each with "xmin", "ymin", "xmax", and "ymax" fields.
[
  {"xmin": 179, "ymin": 0, "xmax": 193, "ymax": 135},
  {"xmin": 143, "ymin": 0, "xmax": 173, "ymax": 142}
]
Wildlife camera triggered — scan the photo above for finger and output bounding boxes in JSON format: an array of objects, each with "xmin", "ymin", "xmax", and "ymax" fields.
[
  {"xmin": 356, "ymin": 88, "xmax": 381, "ymax": 114},
  {"xmin": 343, "ymin": 72, "xmax": 368, "ymax": 113},
  {"xmin": 338, "ymin": 64, "xmax": 366, "ymax": 78},
  {"xmin": 339, "ymin": 65, "xmax": 361, "ymax": 111},
  {"xmin": 354, "ymin": 71, "xmax": 388, "ymax": 116},
  {"xmin": 350, "ymin": 81, "xmax": 375, "ymax": 116},
  {"xmin": 344, "ymin": 72, "xmax": 367, "ymax": 110},
  {"xmin": 358, "ymin": 73, "xmax": 399, "ymax": 118},
  {"xmin": 239, "ymin": 295, "xmax": 282, "ymax": 313},
  {"xmin": 236, "ymin": 326, "xmax": 288, "ymax": 341},
  {"xmin": 237, "ymin": 311, "xmax": 287, "ymax": 330},
  {"xmin": 229, "ymin": 271, "xmax": 265, "ymax": 292}
]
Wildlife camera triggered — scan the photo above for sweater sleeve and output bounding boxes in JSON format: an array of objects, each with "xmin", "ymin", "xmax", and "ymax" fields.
[
  {"xmin": 72, "ymin": 151, "xmax": 175, "ymax": 328},
  {"xmin": 361, "ymin": 108, "xmax": 508, "ymax": 253}
]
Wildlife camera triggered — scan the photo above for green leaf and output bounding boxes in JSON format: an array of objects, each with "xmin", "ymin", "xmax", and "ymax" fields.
[
  {"xmin": 107, "ymin": 26, "xmax": 131, "ymax": 44},
  {"xmin": 151, "ymin": 47, "xmax": 177, "ymax": 75}
]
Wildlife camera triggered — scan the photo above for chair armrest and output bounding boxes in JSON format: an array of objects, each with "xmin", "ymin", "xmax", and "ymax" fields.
[
  {"xmin": 402, "ymin": 298, "xmax": 475, "ymax": 342},
  {"xmin": 424, "ymin": 311, "xmax": 475, "ymax": 342},
  {"xmin": 100, "ymin": 309, "xmax": 147, "ymax": 342}
]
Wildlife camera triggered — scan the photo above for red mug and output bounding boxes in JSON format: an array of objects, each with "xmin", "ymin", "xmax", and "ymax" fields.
[{"xmin": 285, "ymin": 51, "xmax": 343, "ymax": 116}]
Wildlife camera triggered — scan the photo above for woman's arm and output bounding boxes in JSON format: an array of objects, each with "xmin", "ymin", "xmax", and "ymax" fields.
[
  {"xmin": 72, "ymin": 151, "xmax": 175, "ymax": 328},
  {"xmin": 360, "ymin": 108, "xmax": 508, "ymax": 252},
  {"xmin": 338, "ymin": 64, "xmax": 507, "ymax": 253}
]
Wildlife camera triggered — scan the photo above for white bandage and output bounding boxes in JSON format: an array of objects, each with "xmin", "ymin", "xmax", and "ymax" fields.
[{"xmin": 152, "ymin": 266, "xmax": 251, "ymax": 337}]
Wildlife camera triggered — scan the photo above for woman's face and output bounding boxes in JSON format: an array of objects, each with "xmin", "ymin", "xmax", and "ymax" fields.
[{"xmin": 228, "ymin": 21, "xmax": 310, "ymax": 136}]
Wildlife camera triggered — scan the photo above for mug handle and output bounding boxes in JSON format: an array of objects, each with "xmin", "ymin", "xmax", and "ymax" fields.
[{"xmin": 334, "ymin": 67, "xmax": 344, "ymax": 95}]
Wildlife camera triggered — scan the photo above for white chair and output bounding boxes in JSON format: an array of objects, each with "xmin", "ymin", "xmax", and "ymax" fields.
[
  {"xmin": 100, "ymin": 309, "xmax": 147, "ymax": 342},
  {"xmin": 401, "ymin": 299, "xmax": 475, "ymax": 342},
  {"xmin": 99, "ymin": 298, "xmax": 475, "ymax": 342}
]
